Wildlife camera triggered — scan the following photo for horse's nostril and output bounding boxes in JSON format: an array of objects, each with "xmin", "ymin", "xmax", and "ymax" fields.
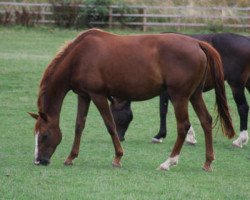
[{"xmin": 39, "ymin": 158, "xmax": 50, "ymax": 166}]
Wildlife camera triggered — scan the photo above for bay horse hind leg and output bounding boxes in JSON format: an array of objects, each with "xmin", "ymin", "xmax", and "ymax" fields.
[
  {"xmin": 230, "ymin": 85, "xmax": 249, "ymax": 148},
  {"xmin": 64, "ymin": 95, "xmax": 90, "ymax": 165},
  {"xmin": 158, "ymin": 97, "xmax": 191, "ymax": 171},
  {"xmin": 152, "ymin": 91, "xmax": 197, "ymax": 145},
  {"xmin": 190, "ymin": 92, "xmax": 214, "ymax": 171},
  {"xmin": 152, "ymin": 91, "xmax": 169, "ymax": 143},
  {"xmin": 90, "ymin": 93, "xmax": 123, "ymax": 168}
]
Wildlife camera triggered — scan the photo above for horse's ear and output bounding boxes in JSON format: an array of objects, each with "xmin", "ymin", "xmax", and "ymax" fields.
[
  {"xmin": 28, "ymin": 112, "xmax": 39, "ymax": 120},
  {"xmin": 38, "ymin": 112, "xmax": 48, "ymax": 122}
]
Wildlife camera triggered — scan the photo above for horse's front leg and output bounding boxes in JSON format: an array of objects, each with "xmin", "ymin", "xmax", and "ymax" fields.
[
  {"xmin": 152, "ymin": 91, "xmax": 169, "ymax": 143},
  {"xmin": 64, "ymin": 95, "xmax": 90, "ymax": 165},
  {"xmin": 90, "ymin": 93, "xmax": 123, "ymax": 168}
]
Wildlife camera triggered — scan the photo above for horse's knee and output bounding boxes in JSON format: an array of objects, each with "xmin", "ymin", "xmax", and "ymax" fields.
[
  {"xmin": 105, "ymin": 123, "xmax": 116, "ymax": 135},
  {"xmin": 75, "ymin": 123, "xmax": 85, "ymax": 134}
]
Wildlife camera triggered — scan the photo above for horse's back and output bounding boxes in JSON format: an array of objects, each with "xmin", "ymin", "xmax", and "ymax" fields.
[
  {"xmin": 71, "ymin": 30, "xmax": 207, "ymax": 100},
  {"xmin": 211, "ymin": 33, "xmax": 250, "ymax": 83}
]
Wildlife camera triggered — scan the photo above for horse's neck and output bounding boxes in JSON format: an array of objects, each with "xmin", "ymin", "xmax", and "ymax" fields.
[{"xmin": 39, "ymin": 66, "xmax": 70, "ymax": 120}]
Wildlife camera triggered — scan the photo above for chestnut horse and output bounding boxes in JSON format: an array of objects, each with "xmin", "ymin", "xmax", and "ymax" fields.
[
  {"xmin": 113, "ymin": 33, "xmax": 250, "ymax": 147},
  {"xmin": 29, "ymin": 29, "xmax": 235, "ymax": 171}
]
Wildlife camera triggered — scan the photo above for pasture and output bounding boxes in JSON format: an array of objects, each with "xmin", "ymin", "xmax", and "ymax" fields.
[{"xmin": 0, "ymin": 26, "xmax": 249, "ymax": 200}]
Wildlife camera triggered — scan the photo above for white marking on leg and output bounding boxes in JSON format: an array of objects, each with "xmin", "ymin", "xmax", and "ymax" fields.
[
  {"xmin": 158, "ymin": 155, "xmax": 179, "ymax": 171},
  {"xmin": 233, "ymin": 130, "xmax": 249, "ymax": 148},
  {"xmin": 185, "ymin": 126, "xmax": 197, "ymax": 145},
  {"xmin": 152, "ymin": 137, "xmax": 163, "ymax": 143},
  {"xmin": 240, "ymin": 130, "xmax": 249, "ymax": 145},
  {"xmin": 34, "ymin": 131, "xmax": 39, "ymax": 164}
]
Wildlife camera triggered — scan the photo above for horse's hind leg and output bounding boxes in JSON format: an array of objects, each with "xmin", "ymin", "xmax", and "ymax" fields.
[
  {"xmin": 152, "ymin": 91, "xmax": 197, "ymax": 145},
  {"xmin": 90, "ymin": 93, "xmax": 123, "ymax": 167},
  {"xmin": 230, "ymin": 85, "xmax": 249, "ymax": 147},
  {"xmin": 64, "ymin": 95, "xmax": 90, "ymax": 165},
  {"xmin": 159, "ymin": 97, "xmax": 190, "ymax": 171},
  {"xmin": 190, "ymin": 91, "xmax": 214, "ymax": 171}
]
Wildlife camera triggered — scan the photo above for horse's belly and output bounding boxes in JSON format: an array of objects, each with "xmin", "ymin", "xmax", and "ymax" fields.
[{"xmin": 109, "ymin": 82, "xmax": 163, "ymax": 101}]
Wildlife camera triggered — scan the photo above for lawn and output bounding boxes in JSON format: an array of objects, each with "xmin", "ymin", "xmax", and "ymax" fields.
[{"xmin": 0, "ymin": 26, "xmax": 249, "ymax": 200}]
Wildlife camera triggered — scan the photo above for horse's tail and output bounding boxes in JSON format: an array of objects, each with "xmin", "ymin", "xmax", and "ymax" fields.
[{"xmin": 199, "ymin": 41, "xmax": 235, "ymax": 139}]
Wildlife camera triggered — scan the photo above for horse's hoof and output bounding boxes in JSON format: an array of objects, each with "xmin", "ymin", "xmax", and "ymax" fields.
[
  {"xmin": 232, "ymin": 142, "xmax": 242, "ymax": 148},
  {"xmin": 185, "ymin": 136, "xmax": 197, "ymax": 145},
  {"xmin": 156, "ymin": 165, "xmax": 170, "ymax": 171},
  {"xmin": 151, "ymin": 137, "xmax": 163, "ymax": 143},
  {"xmin": 186, "ymin": 141, "xmax": 196, "ymax": 145},
  {"xmin": 112, "ymin": 161, "xmax": 122, "ymax": 168},
  {"xmin": 64, "ymin": 159, "xmax": 73, "ymax": 166},
  {"xmin": 202, "ymin": 164, "xmax": 212, "ymax": 172},
  {"xmin": 232, "ymin": 131, "xmax": 249, "ymax": 148}
]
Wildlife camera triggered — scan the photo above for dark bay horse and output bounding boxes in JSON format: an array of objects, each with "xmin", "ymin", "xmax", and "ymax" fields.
[
  {"xmin": 28, "ymin": 29, "xmax": 235, "ymax": 171},
  {"xmin": 113, "ymin": 33, "xmax": 250, "ymax": 148}
]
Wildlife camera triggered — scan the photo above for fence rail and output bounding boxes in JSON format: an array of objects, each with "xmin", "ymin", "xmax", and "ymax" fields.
[{"xmin": 0, "ymin": 2, "xmax": 250, "ymax": 31}]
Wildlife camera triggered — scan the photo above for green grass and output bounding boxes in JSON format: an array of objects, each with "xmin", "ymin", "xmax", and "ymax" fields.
[{"xmin": 0, "ymin": 26, "xmax": 249, "ymax": 200}]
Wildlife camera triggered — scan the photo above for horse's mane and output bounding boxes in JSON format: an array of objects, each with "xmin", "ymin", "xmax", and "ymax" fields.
[{"xmin": 37, "ymin": 28, "xmax": 103, "ymax": 112}]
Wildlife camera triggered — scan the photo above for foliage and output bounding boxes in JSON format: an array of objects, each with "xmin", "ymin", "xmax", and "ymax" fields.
[
  {"xmin": 112, "ymin": 2, "xmax": 141, "ymax": 28},
  {"xmin": 207, "ymin": 21, "xmax": 224, "ymax": 32},
  {"xmin": 50, "ymin": 1, "xmax": 81, "ymax": 28},
  {"xmin": 0, "ymin": 7, "xmax": 41, "ymax": 26},
  {"xmin": 15, "ymin": 7, "xmax": 41, "ymax": 26},
  {"xmin": 75, "ymin": 0, "xmax": 112, "ymax": 29},
  {"xmin": 0, "ymin": 8, "xmax": 12, "ymax": 25}
]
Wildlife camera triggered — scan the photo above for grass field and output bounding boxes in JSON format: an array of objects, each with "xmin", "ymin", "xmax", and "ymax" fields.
[{"xmin": 0, "ymin": 26, "xmax": 249, "ymax": 200}]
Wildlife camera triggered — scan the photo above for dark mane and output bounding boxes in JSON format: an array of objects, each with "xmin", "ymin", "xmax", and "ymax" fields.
[{"xmin": 37, "ymin": 28, "xmax": 102, "ymax": 112}]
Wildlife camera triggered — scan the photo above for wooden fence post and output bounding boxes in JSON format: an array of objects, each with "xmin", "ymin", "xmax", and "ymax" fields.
[
  {"xmin": 41, "ymin": 5, "xmax": 45, "ymax": 23},
  {"xmin": 108, "ymin": 6, "xmax": 113, "ymax": 29},
  {"xmin": 139, "ymin": 7, "xmax": 147, "ymax": 31},
  {"xmin": 142, "ymin": 7, "xmax": 147, "ymax": 32}
]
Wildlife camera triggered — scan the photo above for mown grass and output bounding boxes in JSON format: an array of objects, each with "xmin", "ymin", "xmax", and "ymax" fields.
[{"xmin": 0, "ymin": 26, "xmax": 249, "ymax": 200}]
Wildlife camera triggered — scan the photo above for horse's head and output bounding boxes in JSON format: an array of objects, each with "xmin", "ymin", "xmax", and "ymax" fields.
[
  {"xmin": 28, "ymin": 112, "xmax": 62, "ymax": 165},
  {"xmin": 110, "ymin": 98, "xmax": 133, "ymax": 141}
]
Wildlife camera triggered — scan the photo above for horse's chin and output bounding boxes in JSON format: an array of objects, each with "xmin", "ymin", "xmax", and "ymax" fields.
[
  {"xmin": 34, "ymin": 158, "xmax": 50, "ymax": 166},
  {"xmin": 34, "ymin": 160, "xmax": 40, "ymax": 165}
]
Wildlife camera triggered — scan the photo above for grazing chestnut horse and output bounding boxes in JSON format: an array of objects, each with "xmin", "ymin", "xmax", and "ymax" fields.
[{"xmin": 28, "ymin": 29, "xmax": 235, "ymax": 171}]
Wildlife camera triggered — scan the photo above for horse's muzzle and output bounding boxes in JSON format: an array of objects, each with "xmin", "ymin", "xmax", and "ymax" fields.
[{"xmin": 34, "ymin": 158, "xmax": 50, "ymax": 166}]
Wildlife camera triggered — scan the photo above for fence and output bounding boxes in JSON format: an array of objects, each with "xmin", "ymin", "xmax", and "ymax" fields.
[{"xmin": 0, "ymin": 2, "xmax": 250, "ymax": 31}]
